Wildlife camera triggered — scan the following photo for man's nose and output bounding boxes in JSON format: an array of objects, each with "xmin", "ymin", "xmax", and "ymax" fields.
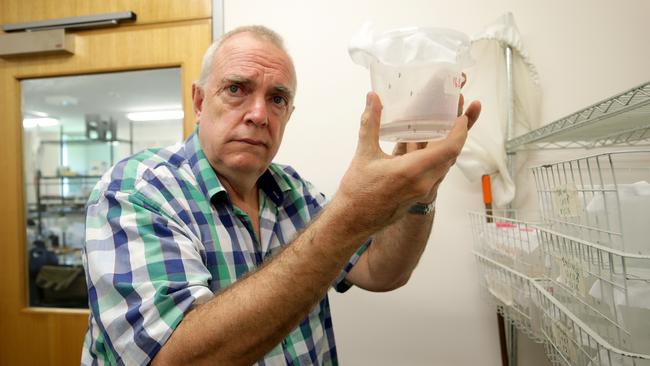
[{"xmin": 245, "ymin": 94, "xmax": 269, "ymax": 127}]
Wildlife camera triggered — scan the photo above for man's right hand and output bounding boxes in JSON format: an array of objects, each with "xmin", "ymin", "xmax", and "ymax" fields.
[{"xmin": 333, "ymin": 91, "xmax": 481, "ymax": 237}]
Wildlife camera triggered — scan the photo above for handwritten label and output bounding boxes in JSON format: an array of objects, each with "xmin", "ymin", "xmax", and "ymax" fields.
[
  {"xmin": 551, "ymin": 321, "xmax": 579, "ymax": 365},
  {"xmin": 444, "ymin": 73, "xmax": 463, "ymax": 95},
  {"xmin": 552, "ymin": 184, "xmax": 581, "ymax": 218},
  {"xmin": 558, "ymin": 257, "xmax": 590, "ymax": 297}
]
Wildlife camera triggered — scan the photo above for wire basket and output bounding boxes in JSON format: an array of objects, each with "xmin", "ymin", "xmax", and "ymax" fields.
[
  {"xmin": 534, "ymin": 279, "xmax": 650, "ymax": 366},
  {"xmin": 531, "ymin": 150, "xmax": 650, "ymax": 255},
  {"xmin": 474, "ymin": 252, "xmax": 544, "ymax": 342},
  {"xmin": 469, "ymin": 199, "xmax": 650, "ymax": 360},
  {"xmin": 469, "ymin": 210, "xmax": 544, "ymax": 277},
  {"xmin": 539, "ymin": 228, "xmax": 650, "ymax": 355}
]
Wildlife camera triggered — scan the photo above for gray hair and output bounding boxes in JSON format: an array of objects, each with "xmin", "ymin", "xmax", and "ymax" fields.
[{"xmin": 196, "ymin": 25, "xmax": 294, "ymax": 88}]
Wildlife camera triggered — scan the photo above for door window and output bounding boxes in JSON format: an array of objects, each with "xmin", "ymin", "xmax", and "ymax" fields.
[{"xmin": 22, "ymin": 68, "xmax": 183, "ymax": 308}]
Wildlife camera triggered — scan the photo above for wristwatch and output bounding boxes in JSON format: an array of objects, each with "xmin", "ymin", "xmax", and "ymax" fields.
[{"xmin": 408, "ymin": 200, "xmax": 436, "ymax": 215}]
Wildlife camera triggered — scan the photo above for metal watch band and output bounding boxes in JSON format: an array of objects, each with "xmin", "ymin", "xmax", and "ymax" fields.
[{"xmin": 408, "ymin": 200, "xmax": 436, "ymax": 215}]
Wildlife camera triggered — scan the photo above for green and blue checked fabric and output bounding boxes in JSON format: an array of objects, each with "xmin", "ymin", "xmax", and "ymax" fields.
[{"xmin": 81, "ymin": 131, "xmax": 368, "ymax": 365}]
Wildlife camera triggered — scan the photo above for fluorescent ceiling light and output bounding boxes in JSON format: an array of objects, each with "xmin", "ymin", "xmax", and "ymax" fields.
[
  {"xmin": 126, "ymin": 110, "xmax": 184, "ymax": 122},
  {"xmin": 28, "ymin": 111, "xmax": 49, "ymax": 117},
  {"xmin": 23, "ymin": 117, "xmax": 60, "ymax": 129},
  {"xmin": 45, "ymin": 95, "xmax": 78, "ymax": 107}
]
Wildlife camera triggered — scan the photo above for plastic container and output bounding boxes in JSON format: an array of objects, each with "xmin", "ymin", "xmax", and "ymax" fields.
[
  {"xmin": 469, "ymin": 210, "xmax": 545, "ymax": 277},
  {"xmin": 584, "ymin": 182, "xmax": 650, "ymax": 255},
  {"xmin": 349, "ymin": 25, "xmax": 472, "ymax": 142},
  {"xmin": 371, "ymin": 59, "xmax": 465, "ymax": 141}
]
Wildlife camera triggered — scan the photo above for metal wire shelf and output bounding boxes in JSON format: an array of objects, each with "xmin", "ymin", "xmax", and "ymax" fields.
[
  {"xmin": 474, "ymin": 252, "xmax": 544, "ymax": 342},
  {"xmin": 506, "ymin": 81, "xmax": 650, "ymax": 152},
  {"xmin": 469, "ymin": 210, "xmax": 544, "ymax": 277},
  {"xmin": 531, "ymin": 150, "xmax": 650, "ymax": 255},
  {"xmin": 534, "ymin": 279, "xmax": 650, "ymax": 366},
  {"xmin": 537, "ymin": 228, "xmax": 650, "ymax": 356},
  {"xmin": 474, "ymin": 251, "xmax": 650, "ymax": 365},
  {"xmin": 470, "ymin": 209, "xmax": 650, "ymax": 358}
]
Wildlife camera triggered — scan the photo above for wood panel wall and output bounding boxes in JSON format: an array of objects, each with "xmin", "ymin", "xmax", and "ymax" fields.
[{"xmin": 0, "ymin": 0, "xmax": 211, "ymax": 26}]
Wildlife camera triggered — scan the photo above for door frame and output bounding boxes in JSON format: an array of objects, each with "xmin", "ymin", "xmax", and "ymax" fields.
[{"xmin": 0, "ymin": 18, "xmax": 211, "ymax": 365}]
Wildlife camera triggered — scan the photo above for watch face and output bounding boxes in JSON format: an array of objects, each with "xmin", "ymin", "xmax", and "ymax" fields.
[{"xmin": 409, "ymin": 201, "xmax": 435, "ymax": 215}]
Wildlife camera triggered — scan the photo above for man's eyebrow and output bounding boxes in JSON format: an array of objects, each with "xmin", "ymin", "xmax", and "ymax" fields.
[
  {"xmin": 273, "ymin": 85, "xmax": 294, "ymax": 100},
  {"xmin": 221, "ymin": 74, "xmax": 253, "ymax": 86},
  {"xmin": 221, "ymin": 74, "xmax": 294, "ymax": 100}
]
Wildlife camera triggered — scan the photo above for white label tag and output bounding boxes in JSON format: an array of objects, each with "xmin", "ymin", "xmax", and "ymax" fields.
[
  {"xmin": 551, "ymin": 321, "xmax": 579, "ymax": 365},
  {"xmin": 552, "ymin": 184, "xmax": 581, "ymax": 218},
  {"xmin": 557, "ymin": 257, "xmax": 589, "ymax": 297},
  {"xmin": 444, "ymin": 73, "xmax": 463, "ymax": 95}
]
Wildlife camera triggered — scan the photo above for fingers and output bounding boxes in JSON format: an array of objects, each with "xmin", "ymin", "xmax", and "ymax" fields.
[
  {"xmin": 400, "ymin": 114, "xmax": 467, "ymax": 171},
  {"xmin": 464, "ymin": 100, "xmax": 482, "ymax": 130},
  {"xmin": 446, "ymin": 114, "xmax": 470, "ymax": 147},
  {"xmin": 457, "ymin": 72, "xmax": 467, "ymax": 117},
  {"xmin": 404, "ymin": 142, "xmax": 428, "ymax": 153},
  {"xmin": 457, "ymin": 72, "xmax": 480, "ymax": 130},
  {"xmin": 393, "ymin": 142, "xmax": 406, "ymax": 156},
  {"xmin": 357, "ymin": 92, "xmax": 382, "ymax": 156},
  {"xmin": 444, "ymin": 99, "xmax": 481, "ymax": 147},
  {"xmin": 393, "ymin": 141, "xmax": 428, "ymax": 156}
]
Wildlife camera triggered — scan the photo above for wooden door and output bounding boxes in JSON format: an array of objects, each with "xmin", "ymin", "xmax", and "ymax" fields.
[{"xmin": 0, "ymin": 2, "xmax": 211, "ymax": 364}]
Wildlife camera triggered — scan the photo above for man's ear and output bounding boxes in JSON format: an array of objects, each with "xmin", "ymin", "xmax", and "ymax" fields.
[{"xmin": 192, "ymin": 83, "xmax": 204, "ymax": 121}]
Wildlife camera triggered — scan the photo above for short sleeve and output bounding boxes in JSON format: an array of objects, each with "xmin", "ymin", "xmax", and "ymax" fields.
[
  {"xmin": 333, "ymin": 238, "xmax": 371, "ymax": 293},
  {"xmin": 84, "ymin": 188, "xmax": 213, "ymax": 365}
]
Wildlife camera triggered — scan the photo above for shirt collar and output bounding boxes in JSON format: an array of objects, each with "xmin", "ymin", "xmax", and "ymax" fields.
[
  {"xmin": 183, "ymin": 128, "xmax": 290, "ymax": 207},
  {"xmin": 258, "ymin": 167, "xmax": 290, "ymax": 206},
  {"xmin": 183, "ymin": 129, "xmax": 227, "ymax": 202}
]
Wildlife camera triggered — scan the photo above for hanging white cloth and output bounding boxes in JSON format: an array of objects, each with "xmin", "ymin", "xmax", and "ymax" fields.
[{"xmin": 456, "ymin": 12, "xmax": 542, "ymax": 207}]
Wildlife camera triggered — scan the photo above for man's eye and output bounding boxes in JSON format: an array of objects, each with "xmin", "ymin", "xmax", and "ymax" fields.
[
  {"xmin": 272, "ymin": 96, "xmax": 286, "ymax": 105},
  {"xmin": 228, "ymin": 85, "xmax": 240, "ymax": 94}
]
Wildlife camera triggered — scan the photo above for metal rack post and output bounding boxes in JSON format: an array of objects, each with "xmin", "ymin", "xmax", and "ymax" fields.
[
  {"xmin": 504, "ymin": 44, "xmax": 518, "ymax": 366},
  {"xmin": 506, "ymin": 46, "xmax": 516, "ymax": 178}
]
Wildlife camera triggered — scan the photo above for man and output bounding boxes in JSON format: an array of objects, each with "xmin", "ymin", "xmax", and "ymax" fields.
[{"xmin": 82, "ymin": 25, "xmax": 481, "ymax": 365}]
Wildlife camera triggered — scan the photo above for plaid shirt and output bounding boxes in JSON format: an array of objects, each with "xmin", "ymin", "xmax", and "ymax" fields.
[{"xmin": 81, "ymin": 131, "xmax": 367, "ymax": 365}]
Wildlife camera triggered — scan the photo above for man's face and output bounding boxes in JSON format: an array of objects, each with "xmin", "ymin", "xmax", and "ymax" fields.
[{"xmin": 193, "ymin": 32, "xmax": 296, "ymax": 180}]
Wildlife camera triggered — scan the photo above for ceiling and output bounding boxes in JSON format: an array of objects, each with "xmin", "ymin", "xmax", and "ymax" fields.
[{"xmin": 21, "ymin": 67, "xmax": 183, "ymax": 134}]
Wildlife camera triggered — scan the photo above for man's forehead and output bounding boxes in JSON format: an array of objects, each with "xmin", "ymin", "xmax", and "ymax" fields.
[{"xmin": 213, "ymin": 32, "xmax": 296, "ymax": 89}]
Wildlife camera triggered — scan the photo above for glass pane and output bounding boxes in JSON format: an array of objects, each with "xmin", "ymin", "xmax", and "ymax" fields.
[{"xmin": 22, "ymin": 68, "xmax": 183, "ymax": 308}]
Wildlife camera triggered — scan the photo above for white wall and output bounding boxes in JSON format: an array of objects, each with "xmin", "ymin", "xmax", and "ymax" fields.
[
  {"xmin": 223, "ymin": 1, "xmax": 650, "ymax": 365},
  {"xmin": 131, "ymin": 120, "xmax": 184, "ymax": 153}
]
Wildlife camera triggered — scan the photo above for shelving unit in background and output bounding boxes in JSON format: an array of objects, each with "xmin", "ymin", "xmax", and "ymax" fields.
[
  {"xmin": 29, "ymin": 124, "xmax": 133, "ymax": 240},
  {"xmin": 506, "ymin": 82, "xmax": 650, "ymax": 152},
  {"xmin": 475, "ymin": 79, "xmax": 650, "ymax": 366}
]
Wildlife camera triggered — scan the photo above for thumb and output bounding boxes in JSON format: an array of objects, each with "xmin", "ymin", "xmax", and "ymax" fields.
[{"xmin": 356, "ymin": 92, "xmax": 382, "ymax": 156}]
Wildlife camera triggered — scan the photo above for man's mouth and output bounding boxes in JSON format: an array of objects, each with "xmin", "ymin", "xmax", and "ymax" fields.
[{"xmin": 235, "ymin": 138, "xmax": 266, "ymax": 147}]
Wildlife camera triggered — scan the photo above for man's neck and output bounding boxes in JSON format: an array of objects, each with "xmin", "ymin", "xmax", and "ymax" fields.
[
  {"xmin": 216, "ymin": 170, "xmax": 261, "ymax": 210},
  {"xmin": 217, "ymin": 173, "xmax": 258, "ymax": 203}
]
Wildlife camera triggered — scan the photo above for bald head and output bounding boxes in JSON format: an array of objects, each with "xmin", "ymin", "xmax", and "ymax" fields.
[{"xmin": 197, "ymin": 25, "xmax": 296, "ymax": 91}]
